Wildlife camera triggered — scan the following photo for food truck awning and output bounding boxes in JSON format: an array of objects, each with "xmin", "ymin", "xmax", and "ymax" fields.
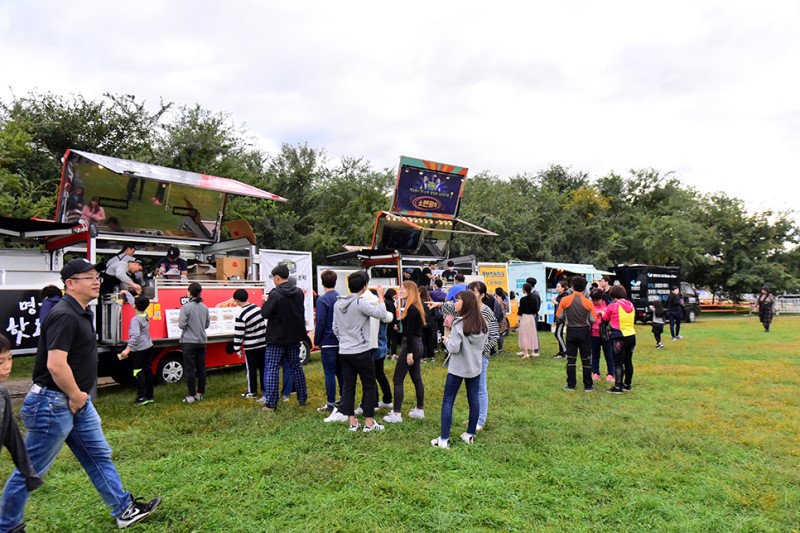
[
  {"xmin": 509, "ymin": 261, "xmax": 613, "ymax": 277},
  {"xmin": 0, "ymin": 217, "xmax": 87, "ymax": 239},
  {"xmin": 70, "ymin": 150, "xmax": 288, "ymax": 202}
]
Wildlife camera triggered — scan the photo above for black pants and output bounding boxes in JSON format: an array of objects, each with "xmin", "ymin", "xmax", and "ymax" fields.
[
  {"xmin": 340, "ymin": 350, "xmax": 377, "ymax": 417},
  {"xmin": 422, "ymin": 326, "xmax": 436, "ymax": 360},
  {"xmin": 554, "ymin": 322, "xmax": 567, "ymax": 355},
  {"xmin": 389, "ymin": 328, "xmax": 402, "ymax": 356},
  {"xmin": 374, "ymin": 357, "xmax": 392, "ymax": 404},
  {"xmin": 132, "ymin": 347, "xmax": 155, "ymax": 400},
  {"xmin": 393, "ymin": 336, "xmax": 424, "ymax": 412},
  {"xmin": 652, "ymin": 323, "xmax": 664, "ymax": 344},
  {"xmin": 668, "ymin": 311, "xmax": 681, "ymax": 338},
  {"xmin": 182, "ymin": 343, "xmax": 206, "ymax": 396},
  {"xmin": 565, "ymin": 327, "xmax": 593, "ymax": 389},
  {"xmin": 612, "ymin": 335, "xmax": 636, "ymax": 387},
  {"xmin": 435, "ymin": 316, "xmax": 444, "ymax": 349},
  {"xmin": 244, "ymin": 347, "xmax": 266, "ymax": 395}
]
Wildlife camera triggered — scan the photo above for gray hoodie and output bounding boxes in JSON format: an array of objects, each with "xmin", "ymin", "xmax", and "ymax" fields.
[
  {"xmin": 444, "ymin": 317, "xmax": 487, "ymax": 379},
  {"xmin": 178, "ymin": 299, "xmax": 210, "ymax": 344},
  {"xmin": 333, "ymin": 293, "xmax": 392, "ymax": 355}
]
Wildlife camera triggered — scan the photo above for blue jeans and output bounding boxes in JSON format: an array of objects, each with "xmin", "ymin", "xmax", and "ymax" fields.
[
  {"xmin": 0, "ymin": 388, "xmax": 131, "ymax": 531},
  {"xmin": 320, "ymin": 346, "xmax": 343, "ymax": 405},
  {"xmin": 440, "ymin": 373, "xmax": 480, "ymax": 440},
  {"xmin": 477, "ymin": 356, "xmax": 489, "ymax": 427},
  {"xmin": 591, "ymin": 336, "xmax": 615, "ymax": 376}
]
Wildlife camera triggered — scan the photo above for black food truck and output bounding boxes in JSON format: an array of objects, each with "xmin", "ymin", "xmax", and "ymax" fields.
[{"xmin": 613, "ymin": 264, "xmax": 701, "ymax": 323}]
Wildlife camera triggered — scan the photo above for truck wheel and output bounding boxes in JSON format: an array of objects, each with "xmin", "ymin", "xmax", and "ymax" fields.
[
  {"xmin": 156, "ymin": 352, "xmax": 184, "ymax": 385},
  {"xmin": 687, "ymin": 309, "xmax": 697, "ymax": 323},
  {"xmin": 299, "ymin": 339, "xmax": 312, "ymax": 366}
]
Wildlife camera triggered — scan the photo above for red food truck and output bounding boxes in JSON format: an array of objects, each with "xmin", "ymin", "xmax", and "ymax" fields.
[{"xmin": 1, "ymin": 150, "xmax": 314, "ymax": 385}]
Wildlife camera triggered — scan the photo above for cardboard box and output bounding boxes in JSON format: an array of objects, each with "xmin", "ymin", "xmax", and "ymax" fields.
[
  {"xmin": 225, "ymin": 219, "xmax": 257, "ymax": 245},
  {"xmin": 216, "ymin": 257, "xmax": 248, "ymax": 280},
  {"xmin": 188, "ymin": 263, "xmax": 217, "ymax": 281}
]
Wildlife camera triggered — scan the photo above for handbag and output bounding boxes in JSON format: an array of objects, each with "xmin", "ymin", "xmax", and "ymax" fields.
[{"xmin": 599, "ymin": 321, "xmax": 611, "ymax": 343}]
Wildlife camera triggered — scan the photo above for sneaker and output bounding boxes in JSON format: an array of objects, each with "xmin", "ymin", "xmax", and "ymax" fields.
[
  {"xmin": 516, "ymin": 351, "xmax": 525, "ymax": 356},
  {"xmin": 363, "ymin": 422, "xmax": 384, "ymax": 432},
  {"xmin": 281, "ymin": 395, "xmax": 290, "ymax": 402},
  {"xmin": 592, "ymin": 373, "xmax": 601, "ymax": 381},
  {"xmin": 194, "ymin": 393, "xmax": 202, "ymax": 402},
  {"xmin": 585, "ymin": 387, "xmax": 596, "ymax": 392},
  {"xmin": 324, "ymin": 408, "xmax": 349, "ymax": 423},
  {"xmin": 533, "ymin": 351, "xmax": 540, "ymax": 357},
  {"xmin": 383, "ymin": 411, "xmax": 403, "ymax": 423},
  {"xmin": 605, "ymin": 375, "xmax": 615, "ymax": 382},
  {"xmin": 134, "ymin": 398, "xmax": 147, "ymax": 405},
  {"xmin": 181, "ymin": 395, "xmax": 194, "ymax": 404},
  {"xmin": 656, "ymin": 343, "xmax": 664, "ymax": 349},
  {"xmin": 261, "ymin": 405, "xmax": 275, "ymax": 412},
  {"xmin": 563, "ymin": 385, "xmax": 576, "ymax": 391},
  {"xmin": 116, "ymin": 496, "xmax": 161, "ymax": 528},
  {"xmin": 622, "ymin": 384, "xmax": 632, "ymax": 391},
  {"xmin": 476, "ymin": 425, "xmax": 484, "ymax": 432},
  {"xmin": 354, "ymin": 406, "xmax": 363, "ymax": 416},
  {"xmin": 672, "ymin": 337, "xmax": 679, "ymax": 341},
  {"xmin": 431, "ymin": 437, "xmax": 450, "ymax": 449},
  {"xmin": 317, "ymin": 403, "xmax": 334, "ymax": 413},
  {"xmin": 348, "ymin": 421, "xmax": 360, "ymax": 432},
  {"xmin": 242, "ymin": 393, "xmax": 258, "ymax": 399},
  {"xmin": 607, "ymin": 387, "xmax": 624, "ymax": 394},
  {"xmin": 377, "ymin": 401, "xmax": 393, "ymax": 409},
  {"xmin": 256, "ymin": 396, "xmax": 267, "ymax": 405},
  {"xmin": 460, "ymin": 432, "xmax": 474, "ymax": 445},
  {"xmin": 677, "ymin": 335, "xmax": 683, "ymax": 339},
  {"xmin": 408, "ymin": 408, "xmax": 425, "ymax": 419},
  {"xmin": 554, "ymin": 354, "xmax": 566, "ymax": 359}
]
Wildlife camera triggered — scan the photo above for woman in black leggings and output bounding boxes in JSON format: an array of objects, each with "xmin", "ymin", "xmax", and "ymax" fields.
[
  {"xmin": 384, "ymin": 281, "xmax": 426, "ymax": 423},
  {"xmin": 552, "ymin": 281, "xmax": 568, "ymax": 358}
]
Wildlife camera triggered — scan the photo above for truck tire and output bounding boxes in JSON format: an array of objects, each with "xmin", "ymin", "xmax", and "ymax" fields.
[
  {"xmin": 156, "ymin": 352, "xmax": 184, "ymax": 385},
  {"xmin": 299, "ymin": 338, "xmax": 312, "ymax": 366},
  {"xmin": 687, "ymin": 309, "xmax": 697, "ymax": 323}
]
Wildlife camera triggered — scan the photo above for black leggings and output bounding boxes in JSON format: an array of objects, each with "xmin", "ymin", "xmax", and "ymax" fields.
[
  {"xmin": 392, "ymin": 336, "xmax": 424, "ymax": 412},
  {"xmin": 668, "ymin": 311, "xmax": 682, "ymax": 338},
  {"xmin": 554, "ymin": 322, "xmax": 567, "ymax": 354},
  {"xmin": 611, "ymin": 335, "xmax": 636, "ymax": 387}
]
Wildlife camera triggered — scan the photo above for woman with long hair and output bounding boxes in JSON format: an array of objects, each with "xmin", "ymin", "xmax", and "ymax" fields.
[
  {"xmin": 384, "ymin": 281, "xmax": 426, "ymax": 423},
  {"xmin": 517, "ymin": 283, "xmax": 539, "ymax": 358},
  {"xmin": 431, "ymin": 290, "xmax": 488, "ymax": 448},
  {"xmin": 80, "ymin": 196, "xmax": 106, "ymax": 223},
  {"xmin": 757, "ymin": 285, "xmax": 776, "ymax": 332},
  {"xmin": 551, "ymin": 281, "xmax": 568, "ymax": 358}
]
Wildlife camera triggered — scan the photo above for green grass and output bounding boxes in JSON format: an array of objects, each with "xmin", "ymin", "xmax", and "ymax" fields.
[{"xmin": 3, "ymin": 316, "xmax": 800, "ymax": 532}]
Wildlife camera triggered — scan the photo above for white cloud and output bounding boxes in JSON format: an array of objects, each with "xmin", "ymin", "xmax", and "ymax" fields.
[{"xmin": 1, "ymin": 0, "xmax": 798, "ymax": 219}]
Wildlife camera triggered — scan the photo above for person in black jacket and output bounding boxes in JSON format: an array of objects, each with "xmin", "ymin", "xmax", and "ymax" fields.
[
  {"xmin": 260, "ymin": 264, "xmax": 308, "ymax": 412},
  {"xmin": 666, "ymin": 286, "xmax": 684, "ymax": 340}
]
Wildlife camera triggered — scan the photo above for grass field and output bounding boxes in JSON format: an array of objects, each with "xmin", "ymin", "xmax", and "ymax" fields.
[{"xmin": 3, "ymin": 316, "xmax": 799, "ymax": 532}]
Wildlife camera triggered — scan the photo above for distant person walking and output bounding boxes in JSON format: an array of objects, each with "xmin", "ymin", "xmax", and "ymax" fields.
[
  {"xmin": 179, "ymin": 282, "xmax": 210, "ymax": 404},
  {"xmin": 756, "ymin": 285, "xmax": 776, "ymax": 332},
  {"xmin": 666, "ymin": 286, "xmax": 683, "ymax": 340},
  {"xmin": 517, "ymin": 282, "xmax": 540, "ymax": 358},
  {"xmin": 649, "ymin": 300, "xmax": 666, "ymax": 348}
]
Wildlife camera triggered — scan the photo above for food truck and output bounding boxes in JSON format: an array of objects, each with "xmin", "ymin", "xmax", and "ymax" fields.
[
  {"xmin": 327, "ymin": 156, "xmax": 495, "ymax": 286},
  {"xmin": 1, "ymin": 150, "xmax": 316, "ymax": 384}
]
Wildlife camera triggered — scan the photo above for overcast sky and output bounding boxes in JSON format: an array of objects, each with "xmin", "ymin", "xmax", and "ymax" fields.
[{"xmin": 1, "ymin": 0, "xmax": 798, "ymax": 220}]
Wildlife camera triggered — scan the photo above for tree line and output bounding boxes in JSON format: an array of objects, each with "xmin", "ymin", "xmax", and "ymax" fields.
[{"xmin": 1, "ymin": 91, "xmax": 798, "ymax": 299}]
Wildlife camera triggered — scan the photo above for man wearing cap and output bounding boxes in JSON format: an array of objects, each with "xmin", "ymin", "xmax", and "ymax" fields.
[
  {"xmin": 155, "ymin": 246, "xmax": 188, "ymax": 280},
  {"xmin": 0, "ymin": 259, "xmax": 161, "ymax": 531}
]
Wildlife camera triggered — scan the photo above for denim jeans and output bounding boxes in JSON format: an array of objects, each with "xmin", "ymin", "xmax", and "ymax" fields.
[
  {"xmin": 0, "ymin": 388, "xmax": 131, "ymax": 531},
  {"xmin": 477, "ymin": 356, "xmax": 489, "ymax": 427},
  {"xmin": 440, "ymin": 373, "xmax": 480, "ymax": 440},
  {"xmin": 320, "ymin": 346, "xmax": 342, "ymax": 405},
  {"xmin": 591, "ymin": 336, "xmax": 615, "ymax": 376}
]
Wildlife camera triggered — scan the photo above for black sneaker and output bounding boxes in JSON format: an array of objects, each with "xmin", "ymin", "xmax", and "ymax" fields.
[
  {"xmin": 553, "ymin": 353, "xmax": 566, "ymax": 359},
  {"xmin": 607, "ymin": 387, "xmax": 624, "ymax": 395},
  {"xmin": 116, "ymin": 496, "xmax": 161, "ymax": 528},
  {"xmin": 622, "ymin": 384, "xmax": 632, "ymax": 391},
  {"xmin": 563, "ymin": 385, "xmax": 576, "ymax": 392},
  {"xmin": 585, "ymin": 387, "xmax": 596, "ymax": 392}
]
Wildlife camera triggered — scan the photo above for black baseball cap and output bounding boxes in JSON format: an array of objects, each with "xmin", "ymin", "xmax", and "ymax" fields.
[
  {"xmin": 61, "ymin": 258, "xmax": 105, "ymax": 281},
  {"xmin": 167, "ymin": 246, "xmax": 180, "ymax": 258}
]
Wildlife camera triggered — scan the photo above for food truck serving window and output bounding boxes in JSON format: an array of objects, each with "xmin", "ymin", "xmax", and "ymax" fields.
[{"xmin": 59, "ymin": 155, "xmax": 224, "ymax": 242}]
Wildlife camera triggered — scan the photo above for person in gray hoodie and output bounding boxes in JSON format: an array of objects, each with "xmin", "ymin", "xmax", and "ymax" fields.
[
  {"xmin": 431, "ymin": 290, "xmax": 488, "ymax": 449},
  {"xmin": 332, "ymin": 271, "xmax": 392, "ymax": 432},
  {"xmin": 178, "ymin": 282, "xmax": 210, "ymax": 404},
  {"xmin": 118, "ymin": 296, "xmax": 155, "ymax": 405}
]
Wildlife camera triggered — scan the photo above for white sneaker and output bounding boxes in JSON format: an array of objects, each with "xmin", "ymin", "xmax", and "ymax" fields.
[
  {"xmin": 431, "ymin": 437, "xmax": 450, "ymax": 449},
  {"xmin": 377, "ymin": 401, "xmax": 393, "ymax": 409},
  {"xmin": 256, "ymin": 396, "xmax": 267, "ymax": 404},
  {"xmin": 408, "ymin": 408, "xmax": 425, "ymax": 420},
  {"xmin": 363, "ymin": 422, "xmax": 384, "ymax": 432},
  {"xmin": 460, "ymin": 432, "xmax": 474, "ymax": 445},
  {"xmin": 348, "ymin": 421, "xmax": 360, "ymax": 432},
  {"xmin": 383, "ymin": 411, "xmax": 403, "ymax": 423},
  {"xmin": 354, "ymin": 406, "xmax": 363, "ymax": 416},
  {"xmin": 324, "ymin": 408, "xmax": 349, "ymax": 423}
]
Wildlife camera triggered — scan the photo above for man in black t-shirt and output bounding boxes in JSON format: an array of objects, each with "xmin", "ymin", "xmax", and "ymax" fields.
[
  {"xmin": 0, "ymin": 259, "xmax": 161, "ymax": 531},
  {"xmin": 155, "ymin": 246, "xmax": 189, "ymax": 279},
  {"xmin": 441, "ymin": 260, "xmax": 457, "ymax": 283}
]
